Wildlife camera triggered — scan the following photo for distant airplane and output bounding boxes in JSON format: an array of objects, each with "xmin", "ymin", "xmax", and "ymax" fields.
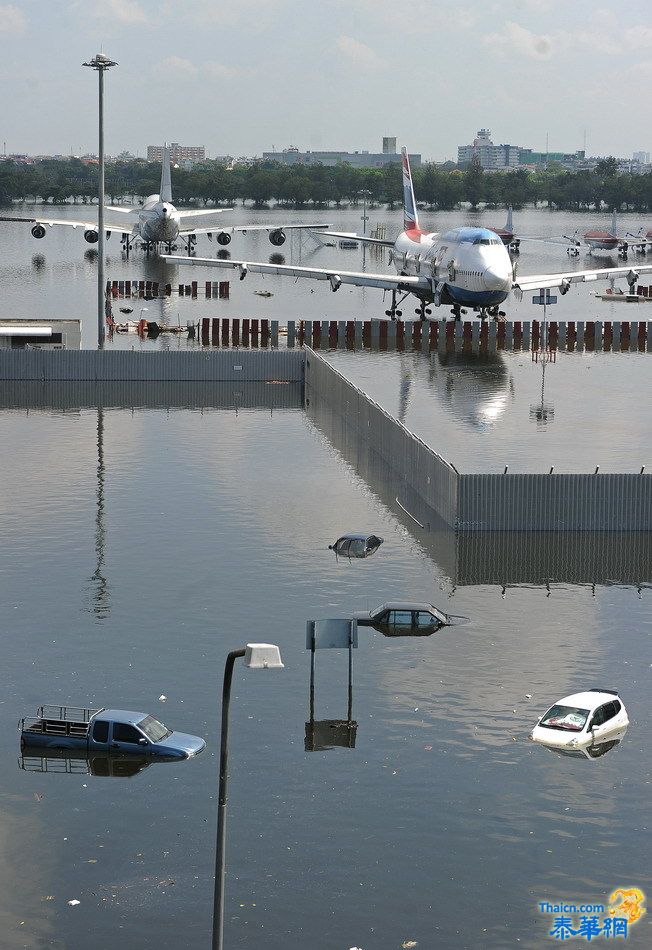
[
  {"xmin": 164, "ymin": 148, "xmax": 652, "ymax": 319},
  {"xmin": 0, "ymin": 145, "xmax": 329, "ymax": 255},
  {"xmin": 563, "ymin": 210, "xmax": 652, "ymax": 259},
  {"xmin": 488, "ymin": 207, "xmax": 520, "ymax": 252}
]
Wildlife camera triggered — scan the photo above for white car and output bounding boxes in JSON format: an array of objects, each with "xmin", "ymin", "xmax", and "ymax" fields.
[{"xmin": 531, "ymin": 689, "xmax": 629, "ymax": 750}]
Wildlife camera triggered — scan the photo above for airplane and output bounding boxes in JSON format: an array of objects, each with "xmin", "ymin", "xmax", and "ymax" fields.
[
  {"xmin": 488, "ymin": 207, "xmax": 520, "ymax": 252},
  {"xmin": 163, "ymin": 148, "xmax": 652, "ymax": 320},
  {"xmin": 0, "ymin": 146, "xmax": 329, "ymax": 256},
  {"xmin": 563, "ymin": 210, "xmax": 652, "ymax": 259}
]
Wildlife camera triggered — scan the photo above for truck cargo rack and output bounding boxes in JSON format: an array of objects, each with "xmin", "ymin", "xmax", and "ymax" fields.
[{"xmin": 20, "ymin": 705, "xmax": 105, "ymax": 738}]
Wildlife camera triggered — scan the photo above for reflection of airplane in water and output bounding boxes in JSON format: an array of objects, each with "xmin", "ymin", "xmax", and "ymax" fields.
[
  {"xmin": 397, "ymin": 349, "xmax": 511, "ymax": 431},
  {"xmin": 167, "ymin": 147, "xmax": 652, "ymax": 319},
  {"xmin": 0, "ymin": 145, "xmax": 328, "ymax": 256}
]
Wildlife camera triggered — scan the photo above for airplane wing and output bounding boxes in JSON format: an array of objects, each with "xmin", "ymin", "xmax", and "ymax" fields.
[
  {"xmin": 0, "ymin": 214, "xmax": 130, "ymax": 235},
  {"xmin": 162, "ymin": 253, "xmax": 426, "ymax": 292},
  {"xmin": 177, "ymin": 208, "xmax": 233, "ymax": 219},
  {"xmin": 514, "ymin": 262, "xmax": 652, "ymax": 293},
  {"xmin": 105, "ymin": 206, "xmax": 135, "ymax": 214},
  {"xmin": 311, "ymin": 229, "xmax": 395, "ymax": 247},
  {"xmin": 178, "ymin": 222, "xmax": 331, "ymax": 236}
]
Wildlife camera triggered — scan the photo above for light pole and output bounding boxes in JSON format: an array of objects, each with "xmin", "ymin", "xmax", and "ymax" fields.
[
  {"xmin": 83, "ymin": 53, "xmax": 117, "ymax": 349},
  {"xmin": 213, "ymin": 643, "xmax": 284, "ymax": 950}
]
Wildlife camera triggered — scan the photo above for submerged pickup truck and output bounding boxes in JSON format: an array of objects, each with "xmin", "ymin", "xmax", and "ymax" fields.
[{"xmin": 20, "ymin": 705, "xmax": 205, "ymax": 760}]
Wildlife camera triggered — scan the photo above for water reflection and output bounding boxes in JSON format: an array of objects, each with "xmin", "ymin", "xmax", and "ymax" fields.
[
  {"xmin": 536, "ymin": 728, "xmax": 628, "ymax": 761},
  {"xmin": 429, "ymin": 352, "xmax": 511, "ymax": 430},
  {"xmin": 17, "ymin": 749, "xmax": 181, "ymax": 778},
  {"xmin": 86, "ymin": 407, "xmax": 110, "ymax": 619},
  {"xmin": 306, "ymin": 620, "xmax": 357, "ymax": 751},
  {"xmin": 530, "ymin": 349, "xmax": 555, "ymax": 428},
  {"xmin": 307, "ymin": 394, "xmax": 652, "ymax": 587}
]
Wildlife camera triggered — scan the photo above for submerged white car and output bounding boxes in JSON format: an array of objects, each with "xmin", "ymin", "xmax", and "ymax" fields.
[{"xmin": 531, "ymin": 689, "xmax": 628, "ymax": 750}]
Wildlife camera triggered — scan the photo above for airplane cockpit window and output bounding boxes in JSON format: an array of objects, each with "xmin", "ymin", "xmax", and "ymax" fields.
[{"xmin": 473, "ymin": 237, "xmax": 501, "ymax": 245}]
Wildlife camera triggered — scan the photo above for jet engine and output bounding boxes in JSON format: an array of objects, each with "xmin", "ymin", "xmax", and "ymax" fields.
[
  {"xmin": 217, "ymin": 232, "xmax": 232, "ymax": 246},
  {"xmin": 269, "ymin": 229, "xmax": 286, "ymax": 247},
  {"xmin": 84, "ymin": 229, "xmax": 99, "ymax": 244},
  {"xmin": 31, "ymin": 224, "xmax": 46, "ymax": 239}
]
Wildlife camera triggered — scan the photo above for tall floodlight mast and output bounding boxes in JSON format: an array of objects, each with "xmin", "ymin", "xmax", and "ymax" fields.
[{"xmin": 83, "ymin": 53, "xmax": 117, "ymax": 349}]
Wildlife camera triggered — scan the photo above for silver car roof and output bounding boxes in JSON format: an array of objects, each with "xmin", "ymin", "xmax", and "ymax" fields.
[
  {"xmin": 95, "ymin": 709, "xmax": 150, "ymax": 725},
  {"xmin": 373, "ymin": 602, "xmax": 448, "ymax": 618}
]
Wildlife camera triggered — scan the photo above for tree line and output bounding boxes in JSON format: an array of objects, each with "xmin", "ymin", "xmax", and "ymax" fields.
[{"xmin": 0, "ymin": 155, "xmax": 650, "ymax": 212}]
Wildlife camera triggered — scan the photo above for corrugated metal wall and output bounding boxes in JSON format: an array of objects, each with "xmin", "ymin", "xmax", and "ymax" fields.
[
  {"xmin": 0, "ymin": 380, "xmax": 303, "ymax": 411},
  {"xmin": 305, "ymin": 348, "xmax": 458, "ymax": 526},
  {"xmin": 0, "ymin": 349, "xmax": 305, "ymax": 382},
  {"xmin": 458, "ymin": 473, "xmax": 652, "ymax": 531},
  {"xmin": 305, "ymin": 348, "xmax": 652, "ymax": 533}
]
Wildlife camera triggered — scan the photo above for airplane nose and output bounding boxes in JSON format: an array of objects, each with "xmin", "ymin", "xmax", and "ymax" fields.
[{"xmin": 483, "ymin": 266, "xmax": 508, "ymax": 291}]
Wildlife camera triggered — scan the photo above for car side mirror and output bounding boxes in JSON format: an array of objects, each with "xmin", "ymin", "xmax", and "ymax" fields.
[{"xmin": 138, "ymin": 737, "xmax": 148, "ymax": 746}]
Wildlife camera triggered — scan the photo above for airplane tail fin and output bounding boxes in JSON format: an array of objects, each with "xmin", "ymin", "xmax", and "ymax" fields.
[
  {"xmin": 610, "ymin": 208, "xmax": 617, "ymax": 236},
  {"xmin": 160, "ymin": 144, "xmax": 172, "ymax": 203},
  {"xmin": 401, "ymin": 147, "xmax": 419, "ymax": 232},
  {"xmin": 505, "ymin": 206, "xmax": 513, "ymax": 233}
]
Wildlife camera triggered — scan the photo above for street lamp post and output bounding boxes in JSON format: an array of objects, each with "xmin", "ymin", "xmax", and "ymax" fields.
[
  {"xmin": 83, "ymin": 53, "xmax": 117, "ymax": 349},
  {"xmin": 212, "ymin": 643, "xmax": 284, "ymax": 950}
]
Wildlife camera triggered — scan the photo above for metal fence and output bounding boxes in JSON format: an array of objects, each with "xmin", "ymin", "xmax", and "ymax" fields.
[
  {"xmin": 305, "ymin": 348, "xmax": 652, "ymax": 532},
  {"xmin": 305, "ymin": 348, "xmax": 459, "ymax": 527},
  {"xmin": 0, "ymin": 349, "xmax": 305, "ymax": 382},
  {"xmin": 0, "ymin": 380, "xmax": 303, "ymax": 411},
  {"xmin": 458, "ymin": 473, "xmax": 652, "ymax": 531}
]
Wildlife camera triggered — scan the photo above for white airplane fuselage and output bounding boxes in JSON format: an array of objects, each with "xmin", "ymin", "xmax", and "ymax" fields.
[
  {"xmin": 136, "ymin": 194, "xmax": 182, "ymax": 244},
  {"xmin": 392, "ymin": 225, "xmax": 513, "ymax": 308}
]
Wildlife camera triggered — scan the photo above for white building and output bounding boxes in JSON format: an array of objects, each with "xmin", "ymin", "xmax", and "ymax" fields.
[{"xmin": 458, "ymin": 130, "xmax": 521, "ymax": 169}]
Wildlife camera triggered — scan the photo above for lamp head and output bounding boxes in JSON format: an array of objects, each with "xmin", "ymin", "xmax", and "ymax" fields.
[
  {"xmin": 244, "ymin": 643, "xmax": 284, "ymax": 670},
  {"xmin": 83, "ymin": 54, "xmax": 118, "ymax": 69}
]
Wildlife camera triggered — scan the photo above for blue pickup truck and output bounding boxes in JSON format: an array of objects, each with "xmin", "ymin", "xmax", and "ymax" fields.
[{"xmin": 20, "ymin": 705, "xmax": 205, "ymax": 760}]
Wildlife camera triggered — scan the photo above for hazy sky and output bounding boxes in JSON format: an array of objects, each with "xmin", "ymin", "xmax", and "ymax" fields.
[{"xmin": 1, "ymin": 0, "xmax": 650, "ymax": 161}]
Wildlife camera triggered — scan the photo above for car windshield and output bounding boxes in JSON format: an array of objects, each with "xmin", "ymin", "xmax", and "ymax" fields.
[
  {"xmin": 138, "ymin": 715, "xmax": 172, "ymax": 742},
  {"xmin": 540, "ymin": 705, "xmax": 590, "ymax": 732}
]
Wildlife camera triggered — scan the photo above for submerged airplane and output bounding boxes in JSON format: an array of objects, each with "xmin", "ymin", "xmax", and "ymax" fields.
[
  {"xmin": 0, "ymin": 146, "xmax": 328, "ymax": 255},
  {"xmin": 564, "ymin": 210, "xmax": 652, "ymax": 259},
  {"xmin": 164, "ymin": 148, "xmax": 652, "ymax": 319},
  {"xmin": 488, "ymin": 207, "xmax": 520, "ymax": 252}
]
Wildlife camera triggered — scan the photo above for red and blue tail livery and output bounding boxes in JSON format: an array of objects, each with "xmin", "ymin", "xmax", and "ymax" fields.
[{"xmin": 401, "ymin": 147, "xmax": 420, "ymax": 233}]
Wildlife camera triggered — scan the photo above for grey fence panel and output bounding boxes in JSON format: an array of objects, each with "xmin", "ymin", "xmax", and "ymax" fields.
[
  {"xmin": 0, "ymin": 380, "xmax": 304, "ymax": 411},
  {"xmin": 305, "ymin": 349, "xmax": 458, "ymax": 526},
  {"xmin": 0, "ymin": 349, "xmax": 305, "ymax": 382},
  {"xmin": 459, "ymin": 473, "xmax": 652, "ymax": 531}
]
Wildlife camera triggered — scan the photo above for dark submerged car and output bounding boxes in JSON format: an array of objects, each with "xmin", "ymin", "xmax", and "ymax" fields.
[{"xmin": 329, "ymin": 533, "xmax": 384, "ymax": 558}]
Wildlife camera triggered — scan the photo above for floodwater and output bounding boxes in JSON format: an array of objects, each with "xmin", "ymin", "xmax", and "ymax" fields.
[
  {"xmin": 0, "ymin": 205, "xmax": 651, "ymax": 346},
  {"xmin": 0, "ymin": 206, "xmax": 651, "ymax": 949}
]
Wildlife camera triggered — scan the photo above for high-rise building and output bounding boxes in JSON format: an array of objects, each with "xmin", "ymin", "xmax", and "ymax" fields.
[
  {"xmin": 457, "ymin": 130, "xmax": 521, "ymax": 169},
  {"xmin": 382, "ymin": 137, "xmax": 397, "ymax": 155},
  {"xmin": 633, "ymin": 151, "xmax": 650, "ymax": 165},
  {"xmin": 147, "ymin": 143, "xmax": 205, "ymax": 164}
]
